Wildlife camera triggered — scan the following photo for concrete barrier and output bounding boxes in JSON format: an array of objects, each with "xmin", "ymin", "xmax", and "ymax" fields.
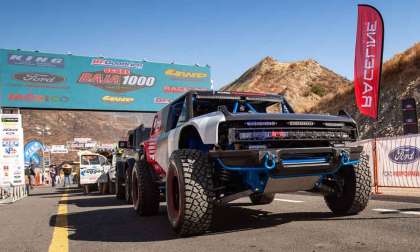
[{"xmin": 0, "ymin": 184, "xmax": 28, "ymax": 204}]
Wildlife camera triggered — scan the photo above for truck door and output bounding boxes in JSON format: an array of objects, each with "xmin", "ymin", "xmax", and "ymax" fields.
[{"xmin": 155, "ymin": 97, "xmax": 188, "ymax": 171}]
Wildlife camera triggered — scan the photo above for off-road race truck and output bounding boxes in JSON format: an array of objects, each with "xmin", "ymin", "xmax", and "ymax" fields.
[
  {"xmin": 114, "ymin": 124, "xmax": 151, "ymax": 203},
  {"xmin": 127, "ymin": 90, "xmax": 370, "ymax": 236}
]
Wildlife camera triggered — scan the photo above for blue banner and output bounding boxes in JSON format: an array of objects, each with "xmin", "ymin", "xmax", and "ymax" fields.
[
  {"xmin": 0, "ymin": 49, "xmax": 211, "ymax": 111},
  {"xmin": 24, "ymin": 140, "xmax": 44, "ymax": 166}
]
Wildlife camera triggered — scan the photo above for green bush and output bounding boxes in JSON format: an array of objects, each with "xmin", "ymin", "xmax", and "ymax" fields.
[{"xmin": 311, "ymin": 84, "xmax": 326, "ymax": 97}]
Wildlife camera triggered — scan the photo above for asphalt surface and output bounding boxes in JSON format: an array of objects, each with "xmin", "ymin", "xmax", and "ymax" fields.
[{"xmin": 1, "ymin": 185, "xmax": 420, "ymax": 252}]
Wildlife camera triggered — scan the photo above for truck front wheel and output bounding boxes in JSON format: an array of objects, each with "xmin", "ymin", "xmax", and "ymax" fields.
[
  {"xmin": 132, "ymin": 160, "xmax": 160, "ymax": 216},
  {"xmin": 115, "ymin": 163, "xmax": 125, "ymax": 199},
  {"xmin": 166, "ymin": 150, "xmax": 215, "ymax": 236},
  {"xmin": 324, "ymin": 153, "xmax": 371, "ymax": 215},
  {"xmin": 125, "ymin": 168, "xmax": 133, "ymax": 204}
]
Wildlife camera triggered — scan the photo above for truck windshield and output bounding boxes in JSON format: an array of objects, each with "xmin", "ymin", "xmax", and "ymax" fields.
[
  {"xmin": 193, "ymin": 95, "xmax": 293, "ymax": 117},
  {"xmin": 81, "ymin": 155, "xmax": 100, "ymax": 165}
]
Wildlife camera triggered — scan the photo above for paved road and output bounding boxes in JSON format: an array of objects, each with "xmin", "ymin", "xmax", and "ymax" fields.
[{"xmin": 1, "ymin": 186, "xmax": 420, "ymax": 252}]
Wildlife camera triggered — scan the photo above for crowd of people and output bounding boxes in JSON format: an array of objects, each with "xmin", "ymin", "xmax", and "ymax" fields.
[{"xmin": 25, "ymin": 162, "xmax": 76, "ymax": 195}]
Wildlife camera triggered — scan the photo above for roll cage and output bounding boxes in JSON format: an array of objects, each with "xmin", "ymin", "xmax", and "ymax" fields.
[{"xmin": 151, "ymin": 91, "xmax": 294, "ymax": 135}]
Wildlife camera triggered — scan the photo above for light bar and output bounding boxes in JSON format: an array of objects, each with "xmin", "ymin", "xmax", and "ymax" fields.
[
  {"xmin": 245, "ymin": 121, "xmax": 277, "ymax": 127},
  {"xmin": 323, "ymin": 122, "xmax": 345, "ymax": 127},
  {"xmin": 234, "ymin": 129, "xmax": 352, "ymax": 141},
  {"xmin": 287, "ymin": 121, "xmax": 314, "ymax": 126}
]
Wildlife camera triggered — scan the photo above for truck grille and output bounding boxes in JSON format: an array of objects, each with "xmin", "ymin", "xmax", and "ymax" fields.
[{"xmin": 218, "ymin": 120, "xmax": 357, "ymax": 149}]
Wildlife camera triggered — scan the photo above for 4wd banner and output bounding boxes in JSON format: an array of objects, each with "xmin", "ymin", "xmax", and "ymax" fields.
[
  {"xmin": 0, "ymin": 49, "xmax": 211, "ymax": 112},
  {"xmin": 354, "ymin": 5, "xmax": 384, "ymax": 119}
]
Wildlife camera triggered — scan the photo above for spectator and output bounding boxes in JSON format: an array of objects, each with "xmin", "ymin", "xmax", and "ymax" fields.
[
  {"xmin": 62, "ymin": 164, "xmax": 72, "ymax": 187},
  {"xmin": 49, "ymin": 165, "xmax": 57, "ymax": 187},
  {"xmin": 29, "ymin": 162, "xmax": 36, "ymax": 189}
]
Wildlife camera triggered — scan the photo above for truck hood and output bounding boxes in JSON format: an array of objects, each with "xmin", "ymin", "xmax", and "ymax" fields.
[{"xmin": 222, "ymin": 112, "xmax": 356, "ymax": 124}]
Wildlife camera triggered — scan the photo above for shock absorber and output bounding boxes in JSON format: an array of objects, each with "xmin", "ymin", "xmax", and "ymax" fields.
[{"xmin": 219, "ymin": 169, "xmax": 233, "ymax": 183}]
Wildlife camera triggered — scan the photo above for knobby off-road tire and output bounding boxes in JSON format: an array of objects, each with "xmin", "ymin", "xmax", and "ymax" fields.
[
  {"xmin": 324, "ymin": 153, "xmax": 371, "ymax": 215},
  {"xmin": 115, "ymin": 163, "xmax": 125, "ymax": 199},
  {"xmin": 108, "ymin": 175, "xmax": 115, "ymax": 195},
  {"xmin": 125, "ymin": 167, "xmax": 133, "ymax": 204},
  {"xmin": 115, "ymin": 175, "xmax": 125, "ymax": 199},
  {"xmin": 132, "ymin": 159, "xmax": 160, "ymax": 216},
  {"xmin": 249, "ymin": 193, "xmax": 275, "ymax": 205},
  {"xmin": 166, "ymin": 149, "xmax": 215, "ymax": 237}
]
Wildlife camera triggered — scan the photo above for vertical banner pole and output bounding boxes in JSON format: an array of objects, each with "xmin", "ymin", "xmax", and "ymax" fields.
[
  {"xmin": 355, "ymin": 4, "xmax": 384, "ymax": 194},
  {"xmin": 372, "ymin": 138, "xmax": 381, "ymax": 194}
]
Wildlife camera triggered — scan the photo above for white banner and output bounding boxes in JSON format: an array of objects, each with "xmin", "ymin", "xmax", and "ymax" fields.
[
  {"xmin": 51, "ymin": 145, "xmax": 68, "ymax": 154},
  {"xmin": 1, "ymin": 114, "xmax": 25, "ymax": 186},
  {"xmin": 376, "ymin": 135, "xmax": 420, "ymax": 187},
  {"xmin": 353, "ymin": 134, "xmax": 420, "ymax": 188}
]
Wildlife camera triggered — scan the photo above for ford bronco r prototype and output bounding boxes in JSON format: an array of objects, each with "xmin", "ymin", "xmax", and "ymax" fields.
[{"xmin": 123, "ymin": 90, "xmax": 370, "ymax": 236}]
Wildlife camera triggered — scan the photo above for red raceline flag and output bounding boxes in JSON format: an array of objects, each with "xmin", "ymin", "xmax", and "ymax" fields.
[{"xmin": 354, "ymin": 4, "xmax": 384, "ymax": 120}]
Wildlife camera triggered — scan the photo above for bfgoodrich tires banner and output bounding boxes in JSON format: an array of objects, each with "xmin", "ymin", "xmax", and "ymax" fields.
[{"xmin": 0, "ymin": 49, "xmax": 211, "ymax": 112}]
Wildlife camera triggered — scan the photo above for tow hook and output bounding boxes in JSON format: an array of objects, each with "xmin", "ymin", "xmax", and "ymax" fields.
[
  {"xmin": 263, "ymin": 152, "xmax": 277, "ymax": 170},
  {"xmin": 340, "ymin": 150, "xmax": 359, "ymax": 166}
]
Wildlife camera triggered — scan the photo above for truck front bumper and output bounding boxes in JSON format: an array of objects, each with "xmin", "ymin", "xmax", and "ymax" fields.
[{"xmin": 209, "ymin": 146, "xmax": 363, "ymax": 177}]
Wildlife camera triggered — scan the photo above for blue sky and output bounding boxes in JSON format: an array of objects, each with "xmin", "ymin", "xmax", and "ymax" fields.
[{"xmin": 0, "ymin": 0, "xmax": 419, "ymax": 88}]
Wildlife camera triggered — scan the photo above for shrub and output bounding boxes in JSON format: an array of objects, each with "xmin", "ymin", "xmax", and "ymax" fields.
[{"xmin": 311, "ymin": 84, "xmax": 326, "ymax": 97}]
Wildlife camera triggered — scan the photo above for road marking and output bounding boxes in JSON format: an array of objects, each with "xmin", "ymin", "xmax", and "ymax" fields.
[
  {"xmin": 372, "ymin": 208, "xmax": 399, "ymax": 213},
  {"xmin": 274, "ymin": 198, "xmax": 304, "ymax": 203},
  {"xmin": 48, "ymin": 191, "xmax": 69, "ymax": 252},
  {"xmin": 372, "ymin": 208, "xmax": 420, "ymax": 216},
  {"xmin": 401, "ymin": 211, "xmax": 420, "ymax": 216}
]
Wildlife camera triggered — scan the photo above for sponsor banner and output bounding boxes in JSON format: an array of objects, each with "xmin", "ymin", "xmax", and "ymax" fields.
[
  {"xmin": 0, "ymin": 49, "xmax": 211, "ymax": 111},
  {"xmin": 354, "ymin": 5, "xmax": 384, "ymax": 119},
  {"xmin": 0, "ymin": 114, "xmax": 25, "ymax": 186},
  {"xmin": 73, "ymin": 138, "xmax": 91, "ymax": 143},
  {"xmin": 376, "ymin": 135, "xmax": 420, "ymax": 187},
  {"xmin": 24, "ymin": 140, "xmax": 44, "ymax": 166},
  {"xmin": 51, "ymin": 145, "xmax": 68, "ymax": 154},
  {"xmin": 353, "ymin": 135, "xmax": 420, "ymax": 188}
]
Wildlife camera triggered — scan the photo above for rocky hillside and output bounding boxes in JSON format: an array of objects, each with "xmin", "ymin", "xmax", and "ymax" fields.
[
  {"xmin": 311, "ymin": 43, "xmax": 420, "ymax": 138},
  {"xmin": 21, "ymin": 110, "xmax": 154, "ymax": 164},
  {"xmin": 222, "ymin": 57, "xmax": 352, "ymax": 112},
  {"xmin": 22, "ymin": 110, "xmax": 154, "ymax": 145}
]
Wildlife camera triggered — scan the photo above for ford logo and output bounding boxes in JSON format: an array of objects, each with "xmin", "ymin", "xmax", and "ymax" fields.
[
  {"xmin": 14, "ymin": 72, "xmax": 65, "ymax": 84},
  {"xmin": 388, "ymin": 146, "xmax": 420, "ymax": 164}
]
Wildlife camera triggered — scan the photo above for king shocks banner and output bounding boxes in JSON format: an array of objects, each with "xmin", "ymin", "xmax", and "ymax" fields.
[
  {"xmin": 354, "ymin": 5, "xmax": 384, "ymax": 119},
  {"xmin": 0, "ymin": 49, "xmax": 211, "ymax": 112}
]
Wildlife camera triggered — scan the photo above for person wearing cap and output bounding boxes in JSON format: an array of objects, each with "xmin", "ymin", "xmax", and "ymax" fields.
[{"xmin": 62, "ymin": 164, "xmax": 72, "ymax": 187}]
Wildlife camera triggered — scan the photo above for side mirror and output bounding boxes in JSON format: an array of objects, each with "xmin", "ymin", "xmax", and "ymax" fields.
[{"xmin": 118, "ymin": 141, "xmax": 128, "ymax": 148}]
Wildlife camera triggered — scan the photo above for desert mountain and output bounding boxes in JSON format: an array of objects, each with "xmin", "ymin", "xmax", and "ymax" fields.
[
  {"xmin": 311, "ymin": 42, "xmax": 420, "ymax": 138},
  {"xmin": 222, "ymin": 43, "xmax": 420, "ymax": 139},
  {"xmin": 221, "ymin": 57, "xmax": 352, "ymax": 112},
  {"xmin": 21, "ymin": 110, "xmax": 154, "ymax": 164}
]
